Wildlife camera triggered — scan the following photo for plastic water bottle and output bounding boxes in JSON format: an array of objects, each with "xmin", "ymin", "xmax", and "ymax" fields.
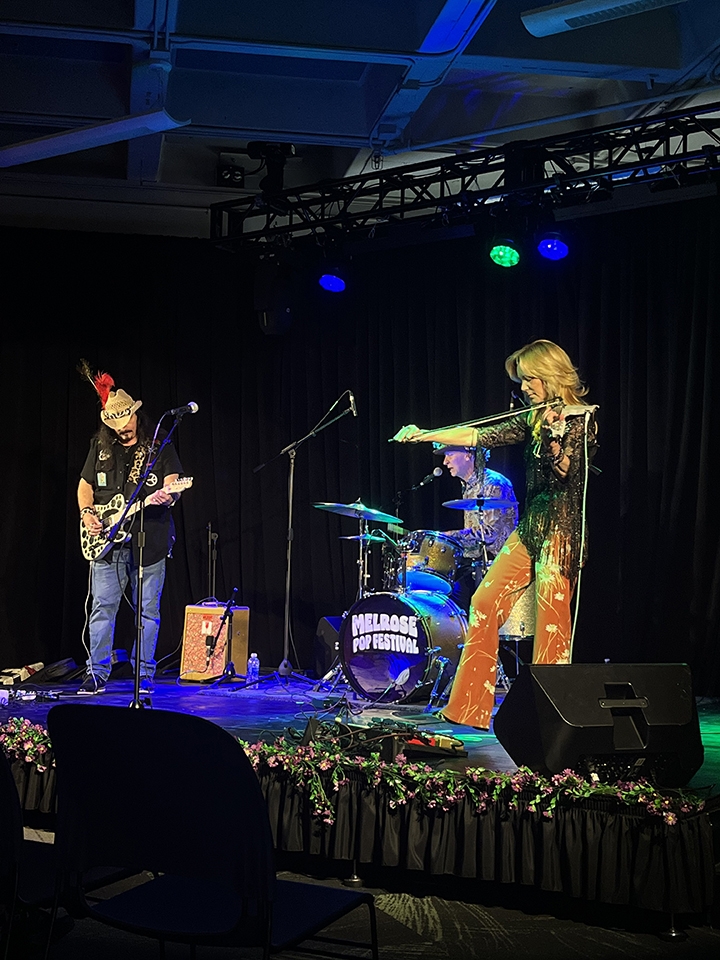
[{"xmin": 246, "ymin": 652, "xmax": 260, "ymax": 684}]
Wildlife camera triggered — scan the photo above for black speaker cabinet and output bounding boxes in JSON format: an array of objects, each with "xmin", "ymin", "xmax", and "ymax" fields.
[
  {"xmin": 493, "ymin": 663, "xmax": 703, "ymax": 787},
  {"xmin": 314, "ymin": 616, "xmax": 342, "ymax": 679}
]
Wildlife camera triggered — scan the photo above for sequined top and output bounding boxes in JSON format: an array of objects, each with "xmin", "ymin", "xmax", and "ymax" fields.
[
  {"xmin": 474, "ymin": 410, "xmax": 598, "ymax": 580},
  {"xmin": 452, "ymin": 455, "xmax": 518, "ymax": 559}
]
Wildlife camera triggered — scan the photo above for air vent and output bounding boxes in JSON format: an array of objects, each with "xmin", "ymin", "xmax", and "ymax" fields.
[{"xmin": 521, "ymin": 0, "xmax": 687, "ymax": 38}]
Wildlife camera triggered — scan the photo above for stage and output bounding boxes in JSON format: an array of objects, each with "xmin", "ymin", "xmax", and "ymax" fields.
[{"xmin": 3, "ymin": 673, "xmax": 719, "ymax": 919}]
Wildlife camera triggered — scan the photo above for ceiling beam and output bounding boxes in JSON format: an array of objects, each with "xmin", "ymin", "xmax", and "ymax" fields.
[
  {"xmin": 370, "ymin": 0, "xmax": 498, "ymax": 150},
  {"xmin": 0, "ymin": 109, "xmax": 189, "ymax": 168}
]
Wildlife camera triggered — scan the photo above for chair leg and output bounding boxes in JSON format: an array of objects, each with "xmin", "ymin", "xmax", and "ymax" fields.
[
  {"xmin": 367, "ymin": 901, "xmax": 379, "ymax": 960},
  {"xmin": 42, "ymin": 886, "xmax": 61, "ymax": 960},
  {"xmin": 1, "ymin": 868, "xmax": 19, "ymax": 960}
]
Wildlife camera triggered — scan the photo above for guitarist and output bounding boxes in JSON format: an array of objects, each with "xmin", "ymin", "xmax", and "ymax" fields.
[{"xmin": 77, "ymin": 374, "xmax": 183, "ymax": 695}]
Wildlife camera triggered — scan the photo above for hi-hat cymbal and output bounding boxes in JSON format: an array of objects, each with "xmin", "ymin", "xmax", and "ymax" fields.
[
  {"xmin": 339, "ymin": 534, "xmax": 386, "ymax": 543},
  {"xmin": 313, "ymin": 500, "xmax": 401, "ymax": 524},
  {"xmin": 442, "ymin": 498, "xmax": 518, "ymax": 511}
]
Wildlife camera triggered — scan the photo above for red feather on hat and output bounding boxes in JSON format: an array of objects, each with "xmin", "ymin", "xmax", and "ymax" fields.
[{"xmin": 93, "ymin": 372, "xmax": 115, "ymax": 409}]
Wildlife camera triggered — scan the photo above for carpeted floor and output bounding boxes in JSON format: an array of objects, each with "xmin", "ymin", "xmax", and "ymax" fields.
[{"xmin": 10, "ymin": 864, "xmax": 720, "ymax": 960}]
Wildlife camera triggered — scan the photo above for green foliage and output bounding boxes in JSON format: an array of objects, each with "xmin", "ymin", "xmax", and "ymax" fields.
[
  {"xmin": 0, "ymin": 716, "xmax": 53, "ymax": 772},
  {"xmin": 241, "ymin": 735, "xmax": 706, "ymax": 827}
]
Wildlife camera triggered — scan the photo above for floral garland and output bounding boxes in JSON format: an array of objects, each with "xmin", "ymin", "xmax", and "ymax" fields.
[
  {"xmin": 0, "ymin": 717, "xmax": 53, "ymax": 773},
  {"xmin": 242, "ymin": 736, "xmax": 706, "ymax": 827},
  {"xmin": 0, "ymin": 718, "xmax": 706, "ymax": 827}
]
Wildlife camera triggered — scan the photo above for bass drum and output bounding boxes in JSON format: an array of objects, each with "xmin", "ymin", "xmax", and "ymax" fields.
[{"xmin": 339, "ymin": 591, "xmax": 467, "ymax": 703}]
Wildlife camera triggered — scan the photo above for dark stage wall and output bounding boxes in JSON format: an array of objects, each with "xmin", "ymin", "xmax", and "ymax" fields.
[{"xmin": 2, "ymin": 193, "xmax": 719, "ymax": 695}]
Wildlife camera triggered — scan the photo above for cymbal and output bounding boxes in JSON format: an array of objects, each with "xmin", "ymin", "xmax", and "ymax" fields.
[
  {"xmin": 313, "ymin": 500, "xmax": 401, "ymax": 524},
  {"xmin": 339, "ymin": 534, "xmax": 386, "ymax": 543},
  {"xmin": 442, "ymin": 498, "xmax": 518, "ymax": 511}
]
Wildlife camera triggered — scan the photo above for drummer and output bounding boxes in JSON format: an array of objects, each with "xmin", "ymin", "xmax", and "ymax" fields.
[{"xmin": 436, "ymin": 442, "xmax": 518, "ymax": 611}]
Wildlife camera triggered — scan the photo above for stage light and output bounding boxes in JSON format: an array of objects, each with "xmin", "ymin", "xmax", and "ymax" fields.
[
  {"xmin": 537, "ymin": 232, "xmax": 569, "ymax": 261},
  {"xmin": 489, "ymin": 240, "xmax": 520, "ymax": 268},
  {"xmin": 318, "ymin": 270, "xmax": 346, "ymax": 292}
]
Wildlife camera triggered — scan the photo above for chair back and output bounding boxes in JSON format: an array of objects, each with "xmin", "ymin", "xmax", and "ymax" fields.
[{"xmin": 47, "ymin": 705, "xmax": 275, "ymax": 906}]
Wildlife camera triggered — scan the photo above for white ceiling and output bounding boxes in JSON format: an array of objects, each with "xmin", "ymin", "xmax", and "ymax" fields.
[{"xmin": 1, "ymin": 0, "xmax": 719, "ymax": 237}]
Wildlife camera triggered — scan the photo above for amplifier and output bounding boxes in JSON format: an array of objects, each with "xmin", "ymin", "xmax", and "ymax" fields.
[{"xmin": 180, "ymin": 604, "xmax": 249, "ymax": 682}]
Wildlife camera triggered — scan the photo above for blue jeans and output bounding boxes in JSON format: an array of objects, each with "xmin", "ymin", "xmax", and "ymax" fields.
[{"xmin": 88, "ymin": 547, "xmax": 166, "ymax": 681}]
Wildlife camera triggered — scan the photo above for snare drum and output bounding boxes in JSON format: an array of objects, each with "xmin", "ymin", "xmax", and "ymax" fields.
[
  {"xmin": 339, "ymin": 590, "xmax": 467, "ymax": 703},
  {"xmin": 399, "ymin": 530, "xmax": 463, "ymax": 594}
]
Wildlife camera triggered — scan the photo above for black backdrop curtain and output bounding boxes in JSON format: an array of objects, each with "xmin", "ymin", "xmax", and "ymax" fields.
[{"xmin": 2, "ymin": 192, "xmax": 719, "ymax": 695}]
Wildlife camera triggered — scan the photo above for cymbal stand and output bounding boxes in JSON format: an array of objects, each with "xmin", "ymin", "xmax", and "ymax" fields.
[{"xmin": 355, "ymin": 517, "xmax": 374, "ymax": 601}]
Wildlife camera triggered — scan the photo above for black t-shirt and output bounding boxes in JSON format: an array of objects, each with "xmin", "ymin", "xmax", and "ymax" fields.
[{"xmin": 81, "ymin": 436, "xmax": 184, "ymax": 565}]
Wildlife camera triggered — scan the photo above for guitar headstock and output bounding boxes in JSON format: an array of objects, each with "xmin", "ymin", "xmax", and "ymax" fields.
[{"xmin": 167, "ymin": 477, "xmax": 193, "ymax": 493}]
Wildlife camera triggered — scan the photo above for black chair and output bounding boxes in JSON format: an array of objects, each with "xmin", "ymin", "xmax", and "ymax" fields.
[
  {"xmin": 0, "ymin": 745, "xmax": 60, "ymax": 959},
  {"xmin": 45, "ymin": 704, "xmax": 378, "ymax": 959}
]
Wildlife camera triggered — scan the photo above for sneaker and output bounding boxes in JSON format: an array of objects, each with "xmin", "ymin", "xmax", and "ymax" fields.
[
  {"xmin": 139, "ymin": 677, "xmax": 155, "ymax": 695},
  {"xmin": 77, "ymin": 674, "xmax": 107, "ymax": 695}
]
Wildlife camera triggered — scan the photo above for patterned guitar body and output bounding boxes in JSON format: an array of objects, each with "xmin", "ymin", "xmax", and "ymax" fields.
[
  {"xmin": 79, "ymin": 477, "xmax": 193, "ymax": 562},
  {"xmin": 80, "ymin": 495, "xmax": 132, "ymax": 562}
]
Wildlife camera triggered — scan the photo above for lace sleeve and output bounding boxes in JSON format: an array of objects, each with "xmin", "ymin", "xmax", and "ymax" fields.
[
  {"xmin": 476, "ymin": 414, "xmax": 527, "ymax": 449},
  {"xmin": 558, "ymin": 412, "xmax": 598, "ymax": 478}
]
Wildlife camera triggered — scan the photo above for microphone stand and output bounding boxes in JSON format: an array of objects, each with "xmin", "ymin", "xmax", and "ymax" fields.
[
  {"xmin": 211, "ymin": 588, "xmax": 242, "ymax": 685},
  {"xmin": 207, "ymin": 523, "xmax": 219, "ymax": 600},
  {"xmin": 106, "ymin": 410, "xmax": 186, "ymax": 709},
  {"xmin": 253, "ymin": 401, "xmax": 354, "ymax": 687}
]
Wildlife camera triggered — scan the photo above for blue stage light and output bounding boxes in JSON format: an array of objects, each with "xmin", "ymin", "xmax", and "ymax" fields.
[
  {"xmin": 319, "ymin": 272, "xmax": 346, "ymax": 292},
  {"xmin": 537, "ymin": 233, "xmax": 569, "ymax": 261}
]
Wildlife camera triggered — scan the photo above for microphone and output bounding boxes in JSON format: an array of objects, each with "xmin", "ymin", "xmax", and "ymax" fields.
[
  {"xmin": 411, "ymin": 467, "xmax": 443, "ymax": 491},
  {"xmin": 349, "ymin": 392, "xmax": 357, "ymax": 417},
  {"xmin": 167, "ymin": 402, "xmax": 199, "ymax": 417}
]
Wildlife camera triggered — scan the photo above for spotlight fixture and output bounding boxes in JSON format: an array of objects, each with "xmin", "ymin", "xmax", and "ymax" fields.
[
  {"xmin": 536, "ymin": 232, "xmax": 569, "ymax": 261},
  {"xmin": 489, "ymin": 239, "xmax": 520, "ymax": 268},
  {"xmin": 245, "ymin": 141, "xmax": 295, "ymax": 195}
]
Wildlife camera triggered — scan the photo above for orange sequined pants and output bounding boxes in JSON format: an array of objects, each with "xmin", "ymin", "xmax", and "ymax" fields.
[{"xmin": 444, "ymin": 530, "xmax": 572, "ymax": 729}]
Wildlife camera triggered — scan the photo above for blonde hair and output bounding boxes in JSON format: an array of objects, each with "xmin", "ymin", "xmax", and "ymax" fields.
[{"xmin": 505, "ymin": 340, "xmax": 588, "ymax": 406}]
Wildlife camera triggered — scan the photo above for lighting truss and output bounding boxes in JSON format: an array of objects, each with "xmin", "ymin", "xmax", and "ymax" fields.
[{"xmin": 209, "ymin": 100, "xmax": 720, "ymax": 247}]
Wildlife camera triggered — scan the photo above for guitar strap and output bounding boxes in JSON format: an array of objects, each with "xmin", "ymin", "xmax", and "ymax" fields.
[{"xmin": 126, "ymin": 441, "xmax": 152, "ymax": 488}]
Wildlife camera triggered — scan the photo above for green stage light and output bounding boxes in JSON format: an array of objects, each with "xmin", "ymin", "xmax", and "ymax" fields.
[{"xmin": 489, "ymin": 240, "xmax": 520, "ymax": 267}]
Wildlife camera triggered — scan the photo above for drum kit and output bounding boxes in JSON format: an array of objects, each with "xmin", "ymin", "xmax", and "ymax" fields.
[{"xmin": 313, "ymin": 496, "xmax": 535, "ymax": 707}]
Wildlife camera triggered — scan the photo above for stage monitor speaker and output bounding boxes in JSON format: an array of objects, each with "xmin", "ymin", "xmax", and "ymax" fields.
[
  {"xmin": 314, "ymin": 616, "xmax": 342, "ymax": 679},
  {"xmin": 180, "ymin": 604, "xmax": 249, "ymax": 682},
  {"xmin": 493, "ymin": 663, "xmax": 703, "ymax": 787}
]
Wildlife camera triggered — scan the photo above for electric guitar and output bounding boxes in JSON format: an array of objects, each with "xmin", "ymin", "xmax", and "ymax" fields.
[{"xmin": 80, "ymin": 477, "xmax": 193, "ymax": 561}]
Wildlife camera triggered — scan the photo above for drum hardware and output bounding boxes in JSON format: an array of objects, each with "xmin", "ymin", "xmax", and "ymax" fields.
[
  {"xmin": 339, "ymin": 534, "xmax": 386, "ymax": 543},
  {"xmin": 442, "ymin": 497, "xmax": 518, "ymax": 511},
  {"xmin": 426, "ymin": 653, "xmax": 453, "ymax": 711},
  {"xmin": 315, "ymin": 501, "xmax": 403, "ymax": 601},
  {"xmin": 312, "ymin": 658, "xmax": 348, "ymax": 694}
]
